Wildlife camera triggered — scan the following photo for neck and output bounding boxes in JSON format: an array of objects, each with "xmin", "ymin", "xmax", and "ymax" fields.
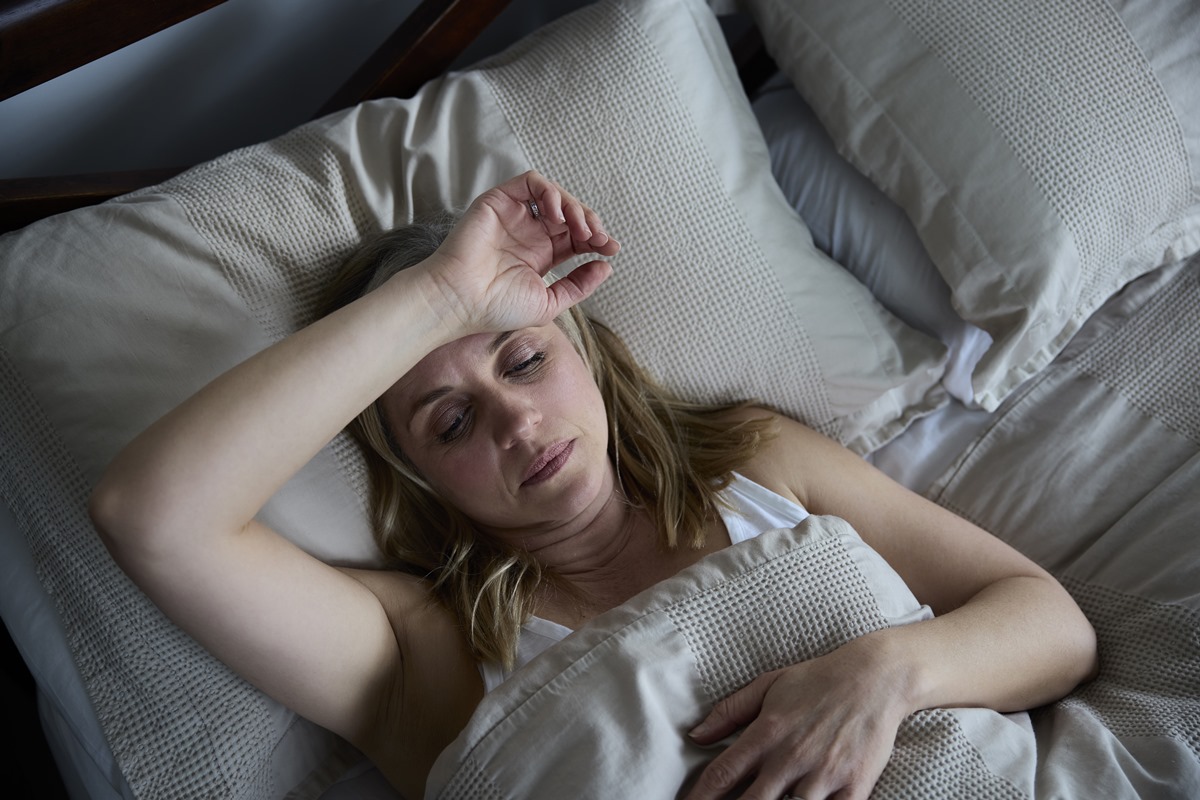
[
  {"xmin": 517, "ymin": 486, "xmax": 663, "ymax": 619},
  {"xmin": 525, "ymin": 488, "xmax": 645, "ymax": 575}
]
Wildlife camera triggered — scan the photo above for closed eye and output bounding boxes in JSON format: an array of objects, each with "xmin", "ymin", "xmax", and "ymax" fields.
[
  {"xmin": 506, "ymin": 351, "xmax": 546, "ymax": 376},
  {"xmin": 434, "ymin": 405, "xmax": 471, "ymax": 444}
]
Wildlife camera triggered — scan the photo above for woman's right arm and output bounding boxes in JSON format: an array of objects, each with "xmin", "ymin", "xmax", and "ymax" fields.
[{"xmin": 88, "ymin": 171, "xmax": 618, "ymax": 749}]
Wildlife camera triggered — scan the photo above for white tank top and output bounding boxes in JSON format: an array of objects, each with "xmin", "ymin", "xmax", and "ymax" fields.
[{"xmin": 478, "ymin": 472, "xmax": 809, "ymax": 693}]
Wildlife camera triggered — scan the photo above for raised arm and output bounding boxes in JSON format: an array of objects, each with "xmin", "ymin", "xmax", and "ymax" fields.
[
  {"xmin": 89, "ymin": 171, "xmax": 618, "ymax": 756},
  {"xmin": 686, "ymin": 412, "xmax": 1098, "ymax": 800}
]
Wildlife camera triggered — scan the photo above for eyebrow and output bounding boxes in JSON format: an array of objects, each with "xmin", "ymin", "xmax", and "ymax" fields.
[
  {"xmin": 406, "ymin": 331, "xmax": 516, "ymax": 431},
  {"xmin": 487, "ymin": 330, "xmax": 516, "ymax": 355}
]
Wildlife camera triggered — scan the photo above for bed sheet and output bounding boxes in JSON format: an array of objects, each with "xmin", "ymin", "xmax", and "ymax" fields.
[
  {"xmin": 5, "ymin": 4, "xmax": 1195, "ymax": 797},
  {"xmin": 869, "ymin": 250, "xmax": 1196, "ymax": 490}
]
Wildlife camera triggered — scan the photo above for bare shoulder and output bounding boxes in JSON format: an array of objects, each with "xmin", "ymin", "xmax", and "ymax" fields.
[
  {"xmin": 337, "ymin": 565, "xmax": 483, "ymax": 700},
  {"xmin": 338, "ymin": 568, "xmax": 484, "ymax": 796},
  {"xmin": 717, "ymin": 405, "xmax": 864, "ymax": 510}
]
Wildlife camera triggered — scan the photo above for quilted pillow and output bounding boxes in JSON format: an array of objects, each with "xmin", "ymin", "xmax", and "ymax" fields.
[
  {"xmin": 752, "ymin": 72, "xmax": 992, "ymax": 406},
  {"xmin": 737, "ymin": 0, "xmax": 1200, "ymax": 409}
]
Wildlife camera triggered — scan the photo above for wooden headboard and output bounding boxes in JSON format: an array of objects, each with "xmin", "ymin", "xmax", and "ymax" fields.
[{"xmin": 0, "ymin": 0, "xmax": 770, "ymax": 234}]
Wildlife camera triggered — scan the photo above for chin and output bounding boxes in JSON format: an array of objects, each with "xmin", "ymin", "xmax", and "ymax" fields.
[{"xmin": 530, "ymin": 451, "xmax": 613, "ymax": 524}]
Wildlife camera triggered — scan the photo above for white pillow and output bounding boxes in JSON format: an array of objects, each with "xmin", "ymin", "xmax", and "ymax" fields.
[
  {"xmin": 752, "ymin": 72, "xmax": 991, "ymax": 405},
  {"xmin": 737, "ymin": 0, "xmax": 1200, "ymax": 410},
  {"xmin": 0, "ymin": 0, "xmax": 946, "ymax": 795}
]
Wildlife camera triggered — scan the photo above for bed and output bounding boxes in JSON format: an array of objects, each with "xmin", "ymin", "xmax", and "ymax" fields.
[{"xmin": 1, "ymin": 0, "xmax": 1197, "ymax": 797}]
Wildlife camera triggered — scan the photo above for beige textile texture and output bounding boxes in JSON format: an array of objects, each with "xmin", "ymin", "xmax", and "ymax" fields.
[
  {"xmin": 929, "ymin": 256, "xmax": 1200, "ymax": 798},
  {"xmin": 738, "ymin": 0, "xmax": 1200, "ymax": 410},
  {"xmin": 0, "ymin": 0, "xmax": 946, "ymax": 796},
  {"xmin": 428, "ymin": 517, "xmax": 1035, "ymax": 799}
]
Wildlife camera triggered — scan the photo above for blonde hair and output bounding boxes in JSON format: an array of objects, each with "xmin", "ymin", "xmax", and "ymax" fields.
[{"xmin": 324, "ymin": 216, "xmax": 775, "ymax": 668}]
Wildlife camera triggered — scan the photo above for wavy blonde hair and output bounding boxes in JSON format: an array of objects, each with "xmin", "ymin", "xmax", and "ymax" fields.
[{"xmin": 323, "ymin": 215, "xmax": 775, "ymax": 668}]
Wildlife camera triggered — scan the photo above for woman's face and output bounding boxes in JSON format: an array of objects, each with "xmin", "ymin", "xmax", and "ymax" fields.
[{"xmin": 380, "ymin": 323, "xmax": 614, "ymax": 542}]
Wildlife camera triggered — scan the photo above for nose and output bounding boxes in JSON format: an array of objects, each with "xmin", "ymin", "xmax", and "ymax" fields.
[{"xmin": 491, "ymin": 391, "xmax": 541, "ymax": 449}]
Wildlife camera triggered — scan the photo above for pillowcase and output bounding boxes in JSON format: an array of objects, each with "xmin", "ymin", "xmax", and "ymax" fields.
[
  {"xmin": 751, "ymin": 71, "xmax": 991, "ymax": 405},
  {"xmin": 470, "ymin": 0, "xmax": 947, "ymax": 452},
  {"xmin": 0, "ymin": 0, "xmax": 946, "ymax": 795},
  {"xmin": 736, "ymin": 0, "xmax": 1200, "ymax": 410}
]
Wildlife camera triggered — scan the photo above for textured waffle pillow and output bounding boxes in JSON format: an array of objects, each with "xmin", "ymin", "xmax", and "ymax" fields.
[
  {"xmin": 478, "ymin": 0, "xmax": 948, "ymax": 452},
  {"xmin": 737, "ymin": 0, "xmax": 1200, "ymax": 409},
  {"xmin": 751, "ymin": 72, "xmax": 992, "ymax": 406},
  {"xmin": 0, "ymin": 0, "xmax": 946, "ymax": 795}
]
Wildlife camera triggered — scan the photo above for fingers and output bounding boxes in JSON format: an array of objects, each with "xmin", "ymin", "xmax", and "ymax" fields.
[
  {"xmin": 545, "ymin": 259, "xmax": 613, "ymax": 315},
  {"xmin": 689, "ymin": 672, "xmax": 777, "ymax": 745},
  {"xmin": 512, "ymin": 170, "xmax": 620, "ymax": 256},
  {"xmin": 686, "ymin": 730, "xmax": 876, "ymax": 800},
  {"xmin": 683, "ymin": 659, "xmax": 895, "ymax": 800},
  {"xmin": 538, "ymin": 181, "xmax": 567, "ymax": 224}
]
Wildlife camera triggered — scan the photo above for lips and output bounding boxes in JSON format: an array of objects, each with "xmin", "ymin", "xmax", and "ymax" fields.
[{"xmin": 521, "ymin": 440, "xmax": 575, "ymax": 486}]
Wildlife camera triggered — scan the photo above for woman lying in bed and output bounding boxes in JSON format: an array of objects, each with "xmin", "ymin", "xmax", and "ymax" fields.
[{"xmin": 90, "ymin": 171, "xmax": 1097, "ymax": 800}]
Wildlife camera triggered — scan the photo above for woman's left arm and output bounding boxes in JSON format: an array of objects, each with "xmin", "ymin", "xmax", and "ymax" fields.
[{"xmin": 685, "ymin": 412, "xmax": 1098, "ymax": 800}]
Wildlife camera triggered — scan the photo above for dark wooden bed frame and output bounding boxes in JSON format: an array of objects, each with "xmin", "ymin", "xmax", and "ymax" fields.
[{"xmin": 0, "ymin": 0, "xmax": 771, "ymax": 234}]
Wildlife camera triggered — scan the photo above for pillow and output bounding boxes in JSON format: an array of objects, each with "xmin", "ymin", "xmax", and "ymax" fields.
[
  {"xmin": 736, "ymin": 0, "xmax": 1200, "ymax": 410},
  {"xmin": 0, "ymin": 0, "xmax": 946, "ymax": 795},
  {"xmin": 751, "ymin": 71, "xmax": 991, "ymax": 405},
  {"xmin": 472, "ymin": 0, "xmax": 947, "ymax": 452}
]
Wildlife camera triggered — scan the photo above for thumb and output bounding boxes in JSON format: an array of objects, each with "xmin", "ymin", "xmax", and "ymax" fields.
[
  {"xmin": 688, "ymin": 671, "xmax": 778, "ymax": 744},
  {"xmin": 545, "ymin": 259, "xmax": 613, "ymax": 314}
]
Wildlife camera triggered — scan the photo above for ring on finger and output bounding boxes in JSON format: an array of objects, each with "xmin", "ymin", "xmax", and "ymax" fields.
[{"xmin": 527, "ymin": 200, "xmax": 541, "ymax": 220}]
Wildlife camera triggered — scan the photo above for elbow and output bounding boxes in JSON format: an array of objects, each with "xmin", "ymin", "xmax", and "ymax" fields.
[
  {"xmin": 1053, "ymin": 582, "xmax": 1100, "ymax": 691},
  {"xmin": 88, "ymin": 470, "xmax": 135, "ymax": 558},
  {"xmin": 1074, "ymin": 614, "xmax": 1101, "ymax": 686},
  {"xmin": 88, "ymin": 467, "xmax": 167, "ymax": 566}
]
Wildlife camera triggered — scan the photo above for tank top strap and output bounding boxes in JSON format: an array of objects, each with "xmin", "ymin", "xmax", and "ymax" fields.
[{"xmin": 718, "ymin": 472, "xmax": 810, "ymax": 545}]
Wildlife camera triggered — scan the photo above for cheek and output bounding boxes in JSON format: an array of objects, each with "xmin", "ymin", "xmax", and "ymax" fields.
[
  {"xmin": 412, "ymin": 448, "xmax": 497, "ymax": 503},
  {"xmin": 447, "ymin": 453, "xmax": 495, "ymax": 492},
  {"xmin": 566, "ymin": 367, "xmax": 608, "ymax": 431}
]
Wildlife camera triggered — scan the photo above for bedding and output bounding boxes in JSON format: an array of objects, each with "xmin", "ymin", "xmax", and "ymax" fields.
[
  {"xmin": 427, "ymin": 515, "xmax": 1035, "ymax": 799},
  {"xmin": 0, "ymin": 0, "xmax": 1198, "ymax": 798},
  {"xmin": 735, "ymin": 0, "xmax": 1200, "ymax": 410},
  {"xmin": 426, "ymin": 253, "xmax": 1200, "ymax": 800},
  {"xmin": 0, "ymin": 0, "xmax": 944, "ymax": 796},
  {"xmin": 751, "ymin": 71, "xmax": 992, "ymax": 406}
]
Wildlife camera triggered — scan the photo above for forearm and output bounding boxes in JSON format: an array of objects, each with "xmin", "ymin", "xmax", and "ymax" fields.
[
  {"xmin": 874, "ymin": 574, "xmax": 1098, "ymax": 716},
  {"xmin": 93, "ymin": 169, "xmax": 619, "ymax": 557},
  {"xmin": 92, "ymin": 264, "xmax": 455, "ymax": 547}
]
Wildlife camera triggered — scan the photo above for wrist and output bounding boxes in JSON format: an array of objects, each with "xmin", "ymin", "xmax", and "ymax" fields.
[
  {"xmin": 380, "ymin": 256, "xmax": 474, "ymax": 345},
  {"xmin": 854, "ymin": 628, "xmax": 927, "ymax": 720}
]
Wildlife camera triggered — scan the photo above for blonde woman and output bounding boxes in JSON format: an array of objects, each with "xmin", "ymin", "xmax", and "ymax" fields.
[{"xmin": 91, "ymin": 171, "xmax": 1097, "ymax": 800}]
